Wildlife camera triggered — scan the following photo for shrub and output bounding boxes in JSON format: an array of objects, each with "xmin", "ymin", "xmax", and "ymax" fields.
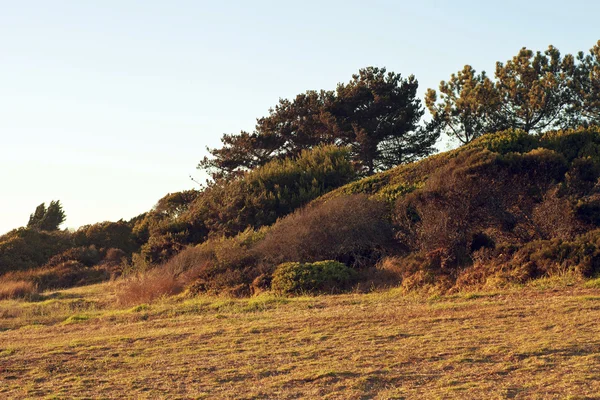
[
  {"xmin": 469, "ymin": 129, "xmax": 539, "ymax": 154},
  {"xmin": 271, "ymin": 261, "xmax": 357, "ymax": 295},
  {"xmin": 0, "ymin": 228, "xmax": 72, "ymax": 274},
  {"xmin": 44, "ymin": 246, "xmax": 103, "ymax": 268},
  {"xmin": 255, "ymin": 194, "xmax": 393, "ymax": 268},
  {"xmin": 0, "ymin": 262, "xmax": 111, "ymax": 292},
  {"xmin": 0, "ymin": 280, "xmax": 38, "ymax": 300},
  {"xmin": 73, "ymin": 220, "xmax": 138, "ymax": 255},
  {"xmin": 183, "ymin": 145, "xmax": 356, "ymax": 239},
  {"xmin": 115, "ymin": 268, "xmax": 183, "ymax": 306}
]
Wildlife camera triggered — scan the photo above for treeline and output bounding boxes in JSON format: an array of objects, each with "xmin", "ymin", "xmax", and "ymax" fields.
[
  {"xmin": 201, "ymin": 41, "xmax": 600, "ymax": 180},
  {"xmin": 426, "ymin": 42, "xmax": 600, "ymax": 143}
]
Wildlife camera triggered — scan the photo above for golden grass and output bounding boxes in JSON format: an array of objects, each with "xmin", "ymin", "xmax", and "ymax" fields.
[
  {"xmin": 115, "ymin": 269, "xmax": 183, "ymax": 306},
  {"xmin": 1, "ymin": 281, "xmax": 600, "ymax": 399},
  {"xmin": 0, "ymin": 280, "xmax": 37, "ymax": 300}
]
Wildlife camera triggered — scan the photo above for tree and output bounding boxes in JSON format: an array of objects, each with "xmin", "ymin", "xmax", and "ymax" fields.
[
  {"xmin": 571, "ymin": 40, "xmax": 600, "ymax": 125},
  {"xmin": 328, "ymin": 67, "xmax": 435, "ymax": 173},
  {"xmin": 426, "ymin": 65, "xmax": 504, "ymax": 144},
  {"xmin": 198, "ymin": 90, "xmax": 336, "ymax": 181},
  {"xmin": 27, "ymin": 200, "xmax": 66, "ymax": 231},
  {"xmin": 494, "ymin": 46, "xmax": 571, "ymax": 133},
  {"xmin": 199, "ymin": 67, "xmax": 439, "ymax": 179}
]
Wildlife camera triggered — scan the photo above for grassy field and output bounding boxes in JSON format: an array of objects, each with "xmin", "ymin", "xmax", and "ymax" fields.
[{"xmin": 1, "ymin": 280, "xmax": 600, "ymax": 399}]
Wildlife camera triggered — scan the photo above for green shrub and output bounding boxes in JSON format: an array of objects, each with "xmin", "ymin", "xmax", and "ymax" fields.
[
  {"xmin": 0, "ymin": 228, "xmax": 72, "ymax": 274},
  {"xmin": 183, "ymin": 145, "xmax": 356, "ymax": 239},
  {"xmin": 469, "ymin": 129, "xmax": 539, "ymax": 154},
  {"xmin": 271, "ymin": 260, "xmax": 357, "ymax": 295},
  {"xmin": 72, "ymin": 220, "xmax": 138, "ymax": 255}
]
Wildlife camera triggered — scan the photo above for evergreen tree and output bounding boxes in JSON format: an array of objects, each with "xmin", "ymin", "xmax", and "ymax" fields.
[
  {"xmin": 199, "ymin": 67, "xmax": 439, "ymax": 179},
  {"xmin": 426, "ymin": 65, "xmax": 503, "ymax": 144},
  {"xmin": 494, "ymin": 46, "xmax": 571, "ymax": 133},
  {"xmin": 571, "ymin": 40, "xmax": 600, "ymax": 125},
  {"xmin": 27, "ymin": 200, "xmax": 66, "ymax": 231}
]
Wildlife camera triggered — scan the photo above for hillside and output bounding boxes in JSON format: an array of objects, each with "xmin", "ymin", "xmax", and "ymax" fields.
[
  {"xmin": 4, "ymin": 127, "xmax": 600, "ymax": 301},
  {"xmin": 124, "ymin": 126, "xmax": 600, "ymax": 299}
]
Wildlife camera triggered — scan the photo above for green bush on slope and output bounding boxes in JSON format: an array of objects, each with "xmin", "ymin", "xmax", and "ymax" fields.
[
  {"xmin": 137, "ymin": 145, "xmax": 356, "ymax": 264},
  {"xmin": 271, "ymin": 261, "xmax": 357, "ymax": 295}
]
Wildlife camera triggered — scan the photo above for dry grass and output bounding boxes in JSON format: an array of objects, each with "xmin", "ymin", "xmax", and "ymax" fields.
[
  {"xmin": 0, "ymin": 280, "xmax": 37, "ymax": 300},
  {"xmin": 115, "ymin": 269, "xmax": 184, "ymax": 306},
  {"xmin": 1, "ymin": 281, "xmax": 600, "ymax": 399}
]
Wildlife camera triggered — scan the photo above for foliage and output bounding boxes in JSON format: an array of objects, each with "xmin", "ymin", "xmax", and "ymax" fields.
[
  {"xmin": 271, "ymin": 260, "xmax": 357, "ymax": 295},
  {"xmin": 27, "ymin": 200, "xmax": 66, "ymax": 231},
  {"xmin": 0, "ymin": 280, "xmax": 38, "ymax": 300},
  {"xmin": 329, "ymin": 67, "xmax": 436, "ymax": 173},
  {"xmin": 571, "ymin": 40, "xmax": 600, "ymax": 124},
  {"xmin": 0, "ymin": 228, "xmax": 72, "ymax": 274},
  {"xmin": 73, "ymin": 220, "xmax": 138, "ymax": 255},
  {"xmin": 256, "ymin": 194, "xmax": 393, "ymax": 268},
  {"xmin": 0, "ymin": 261, "xmax": 111, "ymax": 292},
  {"xmin": 494, "ymin": 46, "xmax": 572, "ymax": 133},
  {"xmin": 200, "ymin": 67, "xmax": 439, "ymax": 179},
  {"xmin": 193, "ymin": 145, "xmax": 356, "ymax": 237},
  {"xmin": 426, "ymin": 65, "xmax": 503, "ymax": 144},
  {"xmin": 427, "ymin": 43, "xmax": 599, "ymax": 145}
]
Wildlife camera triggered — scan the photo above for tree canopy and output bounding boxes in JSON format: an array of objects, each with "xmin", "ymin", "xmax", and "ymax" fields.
[
  {"xmin": 27, "ymin": 200, "xmax": 66, "ymax": 231},
  {"xmin": 427, "ymin": 44, "xmax": 596, "ymax": 144},
  {"xmin": 199, "ymin": 67, "xmax": 439, "ymax": 179}
]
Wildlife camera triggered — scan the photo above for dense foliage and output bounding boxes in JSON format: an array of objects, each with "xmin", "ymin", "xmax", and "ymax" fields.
[
  {"xmin": 426, "ymin": 41, "xmax": 600, "ymax": 144},
  {"xmin": 199, "ymin": 67, "xmax": 439, "ymax": 178},
  {"xmin": 271, "ymin": 261, "xmax": 357, "ymax": 295},
  {"xmin": 27, "ymin": 200, "xmax": 66, "ymax": 231},
  {"xmin": 137, "ymin": 145, "xmax": 356, "ymax": 263}
]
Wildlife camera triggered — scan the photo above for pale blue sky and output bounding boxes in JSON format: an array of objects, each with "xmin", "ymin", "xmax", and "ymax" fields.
[{"xmin": 1, "ymin": 0, "xmax": 598, "ymax": 234}]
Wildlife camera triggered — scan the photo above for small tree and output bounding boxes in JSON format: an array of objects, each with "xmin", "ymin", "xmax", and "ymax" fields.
[
  {"xmin": 27, "ymin": 200, "xmax": 66, "ymax": 231},
  {"xmin": 494, "ymin": 46, "xmax": 571, "ymax": 133},
  {"xmin": 571, "ymin": 40, "xmax": 600, "ymax": 125},
  {"xmin": 426, "ymin": 65, "xmax": 503, "ymax": 144}
]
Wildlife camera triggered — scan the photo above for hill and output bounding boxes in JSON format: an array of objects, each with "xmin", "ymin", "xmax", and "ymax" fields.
[
  {"xmin": 4, "ymin": 127, "xmax": 600, "ymax": 300},
  {"xmin": 134, "ymin": 126, "xmax": 600, "ymax": 297}
]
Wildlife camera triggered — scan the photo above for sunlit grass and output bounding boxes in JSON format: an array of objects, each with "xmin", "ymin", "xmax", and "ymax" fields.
[{"xmin": 1, "ymin": 281, "xmax": 600, "ymax": 398}]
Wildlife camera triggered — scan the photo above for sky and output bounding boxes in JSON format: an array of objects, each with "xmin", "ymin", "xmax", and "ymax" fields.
[{"xmin": 1, "ymin": 0, "xmax": 599, "ymax": 235}]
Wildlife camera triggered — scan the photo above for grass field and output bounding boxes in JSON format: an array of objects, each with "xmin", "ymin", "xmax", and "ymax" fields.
[{"xmin": 1, "ymin": 279, "xmax": 600, "ymax": 399}]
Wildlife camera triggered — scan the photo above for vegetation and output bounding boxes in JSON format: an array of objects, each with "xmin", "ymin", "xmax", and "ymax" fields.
[
  {"xmin": 1, "ymin": 281, "xmax": 600, "ymax": 398},
  {"xmin": 271, "ymin": 260, "xmax": 357, "ymax": 295},
  {"xmin": 27, "ymin": 200, "xmax": 66, "ymax": 232},
  {"xmin": 426, "ymin": 41, "xmax": 600, "ymax": 144},
  {"xmin": 4, "ymin": 39, "xmax": 600, "ymax": 399},
  {"xmin": 3, "ymin": 40, "xmax": 600, "ymax": 301},
  {"xmin": 199, "ymin": 67, "xmax": 439, "ymax": 178}
]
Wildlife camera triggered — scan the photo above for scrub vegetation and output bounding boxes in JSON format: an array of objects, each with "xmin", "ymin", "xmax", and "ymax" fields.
[{"xmin": 2, "ymin": 40, "xmax": 600, "ymax": 398}]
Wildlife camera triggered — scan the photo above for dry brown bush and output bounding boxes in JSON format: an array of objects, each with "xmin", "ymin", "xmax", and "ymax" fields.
[
  {"xmin": 0, "ymin": 280, "xmax": 38, "ymax": 300},
  {"xmin": 115, "ymin": 268, "xmax": 184, "ymax": 306},
  {"xmin": 0, "ymin": 262, "xmax": 110, "ymax": 292},
  {"xmin": 255, "ymin": 194, "xmax": 393, "ymax": 268}
]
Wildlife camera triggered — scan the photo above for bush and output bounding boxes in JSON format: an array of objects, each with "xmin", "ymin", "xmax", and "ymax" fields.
[
  {"xmin": 44, "ymin": 246, "xmax": 103, "ymax": 268},
  {"xmin": 0, "ymin": 262, "xmax": 111, "ymax": 292},
  {"xmin": 183, "ymin": 145, "xmax": 356, "ymax": 239},
  {"xmin": 271, "ymin": 260, "xmax": 357, "ymax": 295},
  {"xmin": 0, "ymin": 228, "xmax": 72, "ymax": 274},
  {"xmin": 115, "ymin": 268, "xmax": 183, "ymax": 306},
  {"xmin": 73, "ymin": 220, "xmax": 138, "ymax": 255},
  {"xmin": 255, "ymin": 194, "xmax": 393, "ymax": 268},
  {"xmin": 0, "ymin": 280, "xmax": 38, "ymax": 300}
]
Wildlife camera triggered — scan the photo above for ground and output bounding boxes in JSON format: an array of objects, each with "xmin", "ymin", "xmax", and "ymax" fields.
[{"xmin": 1, "ymin": 279, "xmax": 600, "ymax": 399}]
